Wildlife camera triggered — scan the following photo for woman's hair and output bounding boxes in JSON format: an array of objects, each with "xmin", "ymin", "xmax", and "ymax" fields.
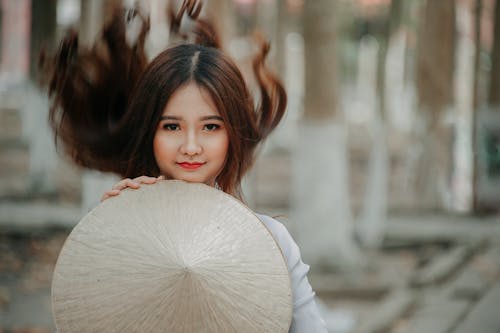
[{"xmin": 40, "ymin": 0, "xmax": 286, "ymax": 199}]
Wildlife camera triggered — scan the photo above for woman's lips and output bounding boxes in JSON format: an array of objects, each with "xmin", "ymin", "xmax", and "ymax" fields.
[{"xmin": 177, "ymin": 162, "xmax": 205, "ymax": 170}]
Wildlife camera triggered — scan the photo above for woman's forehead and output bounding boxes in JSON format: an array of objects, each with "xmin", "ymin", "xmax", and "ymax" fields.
[{"xmin": 162, "ymin": 83, "xmax": 220, "ymax": 117}]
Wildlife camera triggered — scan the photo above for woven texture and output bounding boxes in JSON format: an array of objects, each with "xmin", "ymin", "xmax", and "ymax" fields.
[{"xmin": 52, "ymin": 180, "xmax": 292, "ymax": 332}]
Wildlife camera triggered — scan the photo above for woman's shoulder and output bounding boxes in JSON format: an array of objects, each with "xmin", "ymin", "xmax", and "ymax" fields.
[
  {"xmin": 254, "ymin": 213, "xmax": 299, "ymax": 260},
  {"xmin": 255, "ymin": 214, "xmax": 328, "ymax": 332},
  {"xmin": 255, "ymin": 213, "xmax": 286, "ymax": 231},
  {"xmin": 255, "ymin": 213, "xmax": 290, "ymax": 239}
]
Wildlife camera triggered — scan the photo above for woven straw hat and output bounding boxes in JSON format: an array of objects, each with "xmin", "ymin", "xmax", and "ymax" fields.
[{"xmin": 52, "ymin": 180, "xmax": 292, "ymax": 332}]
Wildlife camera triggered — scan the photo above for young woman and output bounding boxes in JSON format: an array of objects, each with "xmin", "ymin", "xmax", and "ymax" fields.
[{"xmin": 41, "ymin": 1, "xmax": 326, "ymax": 331}]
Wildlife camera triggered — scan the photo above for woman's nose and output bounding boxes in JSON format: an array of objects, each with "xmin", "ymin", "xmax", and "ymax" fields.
[{"xmin": 180, "ymin": 131, "xmax": 202, "ymax": 156}]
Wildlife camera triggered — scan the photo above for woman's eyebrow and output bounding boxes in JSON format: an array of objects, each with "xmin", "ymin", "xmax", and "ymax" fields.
[
  {"xmin": 159, "ymin": 115, "xmax": 223, "ymax": 121},
  {"xmin": 160, "ymin": 115, "xmax": 181, "ymax": 120},
  {"xmin": 200, "ymin": 115, "xmax": 223, "ymax": 121}
]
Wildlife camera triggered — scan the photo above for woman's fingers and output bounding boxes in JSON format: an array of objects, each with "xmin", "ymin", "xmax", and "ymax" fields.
[
  {"xmin": 133, "ymin": 175, "xmax": 160, "ymax": 184},
  {"xmin": 112, "ymin": 178, "xmax": 140, "ymax": 190},
  {"xmin": 100, "ymin": 189, "xmax": 120, "ymax": 202},
  {"xmin": 101, "ymin": 175, "xmax": 164, "ymax": 202}
]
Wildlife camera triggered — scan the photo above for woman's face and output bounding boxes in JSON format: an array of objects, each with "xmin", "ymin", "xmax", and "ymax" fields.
[{"xmin": 153, "ymin": 83, "xmax": 229, "ymax": 186}]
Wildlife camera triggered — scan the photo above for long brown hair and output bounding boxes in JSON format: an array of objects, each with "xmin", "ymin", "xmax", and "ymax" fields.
[{"xmin": 40, "ymin": 0, "xmax": 286, "ymax": 199}]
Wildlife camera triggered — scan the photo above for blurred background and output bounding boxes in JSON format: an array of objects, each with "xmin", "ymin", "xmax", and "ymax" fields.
[{"xmin": 1, "ymin": 0, "xmax": 500, "ymax": 332}]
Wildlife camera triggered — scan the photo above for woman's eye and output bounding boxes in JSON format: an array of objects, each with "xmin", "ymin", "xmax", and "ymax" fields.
[
  {"xmin": 163, "ymin": 124, "xmax": 180, "ymax": 131},
  {"xmin": 204, "ymin": 124, "xmax": 220, "ymax": 131}
]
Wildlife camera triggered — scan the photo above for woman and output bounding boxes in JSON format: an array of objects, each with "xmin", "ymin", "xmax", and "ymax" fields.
[{"xmin": 42, "ymin": 1, "xmax": 326, "ymax": 331}]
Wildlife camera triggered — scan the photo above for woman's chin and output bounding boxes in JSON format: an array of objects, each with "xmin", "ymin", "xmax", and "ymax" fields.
[{"xmin": 176, "ymin": 176, "xmax": 214, "ymax": 186}]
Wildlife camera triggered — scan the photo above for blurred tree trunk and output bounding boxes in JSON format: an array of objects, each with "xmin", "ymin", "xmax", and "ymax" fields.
[
  {"xmin": 0, "ymin": 4, "xmax": 3, "ymax": 59},
  {"xmin": 292, "ymin": 0, "xmax": 362, "ymax": 271},
  {"xmin": 80, "ymin": 0, "xmax": 121, "ymax": 47},
  {"xmin": 276, "ymin": 1, "xmax": 291, "ymax": 76},
  {"xmin": 474, "ymin": 0, "xmax": 500, "ymax": 212},
  {"xmin": 358, "ymin": 0, "xmax": 402, "ymax": 248},
  {"xmin": 471, "ymin": 0, "xmax": 481, "ymax": 212},
  {"xmin": 30, "ymin": 0, "xmax": 56, "ymax": 81},
  {"xmin": 489, "ymin": 0, "xmax": 500, "ymax": 108},
  {"xmin": 261, "ymin": 1, "xmax": 303, "ymax": 150},
  {"xmin": 303, "ymin": 1, "xmax": 337, "ymax": 120},
  {"xmin": 415, "ymin": 0, "xmax": 455, "ymax": 211},
  {"xmin": 80, "ymin": 0, "xmax": 103, "ymax": 46},
  {"xmin": 275, "ymin": 1, "xmax": 303, "ymax": 73},
  {"xmin": 25, "ymin": 0, "xmax": 58, "ymax": 194},
  {"xmin": 256, "ymin": 0, "xmax": 277, "ymax": 43},
  {"xmin": 79, "ymin": 0, "xmax": 123, "ymax": 212},
  {"xmin": 206, "ymin": 0, "xmax": 236, "ymax": 47}
]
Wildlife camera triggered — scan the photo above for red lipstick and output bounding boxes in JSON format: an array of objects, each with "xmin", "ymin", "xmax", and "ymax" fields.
[{"xmin": 177, "ymin": 162, "xmax": 204, "ymax": 170}]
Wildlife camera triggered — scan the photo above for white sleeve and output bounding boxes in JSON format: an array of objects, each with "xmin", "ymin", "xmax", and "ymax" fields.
[{"xmin": 257, "ymin": 215, "xmax": 328, "ymax": 333}]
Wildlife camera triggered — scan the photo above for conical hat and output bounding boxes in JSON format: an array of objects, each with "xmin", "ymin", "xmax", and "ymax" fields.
[{"xmin": 52, "ymin": 180, "xmax": 292, "ymax": 332}]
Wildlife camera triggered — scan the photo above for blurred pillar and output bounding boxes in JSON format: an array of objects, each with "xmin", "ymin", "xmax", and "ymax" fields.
[
  {"xmin": 291, "ymin": 0, "xmax": 362, "ymax": 271},
  {"xmin": 415, "ymin": 0, "xmax": 455, "ymax": 211}
]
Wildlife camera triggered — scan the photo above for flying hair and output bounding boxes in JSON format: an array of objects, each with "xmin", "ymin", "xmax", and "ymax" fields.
[
  {"xmin": 39, "ymin": 5, "xmax": 151, "ymax": 174},
  {"xmin": 39, "ymin": 0, "xmax": 287, "ymax": 197},
  {"xmin": 169, "ymin": 0, "xmax": 221, "ymax": 48}
]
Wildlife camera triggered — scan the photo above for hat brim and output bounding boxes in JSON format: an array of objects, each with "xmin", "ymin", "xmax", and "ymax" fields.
[{"xmin": 52, "ymin": 180, "xmax": 292, "ymax": 332}]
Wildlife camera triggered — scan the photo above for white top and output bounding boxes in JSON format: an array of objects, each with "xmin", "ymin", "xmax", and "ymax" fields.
[{"xmin": 257, "ymin": 214, "xmax": 328, "ymax": 333}]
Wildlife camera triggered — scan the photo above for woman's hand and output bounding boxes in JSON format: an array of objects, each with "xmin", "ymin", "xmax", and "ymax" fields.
[{"xmin": 100, "ymin": 175, "xmax": 164, "ymax": 202}]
